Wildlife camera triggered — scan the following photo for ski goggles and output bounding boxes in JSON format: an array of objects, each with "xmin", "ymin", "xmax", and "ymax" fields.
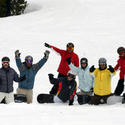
[
  {"xmin": 81, "ymin": 60, "xmax": 87, "ymax": 64},
  {"xmin": 99, "ymin": 63, "xmax": 106, "ymax": 66},
  {"xmin": 2, "ymin": 61, "xmax": 9, "ymax": 65},
  {"xmin": 67, "ymin": 47, "xmax": 74, "ymax": 51},
  {"xmin": 26, "ymin": 59, "xmax": 32, "ymax": 64},
  {"xmin": 67, "ymin": 73, "xmax": 75, "ymax": 79},
  {"xmin": 119, "ymin": 51, "xmax": 125, "ymax": 56}
]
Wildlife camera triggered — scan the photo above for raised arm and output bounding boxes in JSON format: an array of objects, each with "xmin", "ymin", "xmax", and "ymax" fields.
[
  {"xmin": 48, "ymin": 74, "xmax": 59, "ymax": 85},
  {"xmin": 44, "ymin": 43, "xmax": 64, "ymax": 55},
  {"xmin": 15, "ymin": 50, "xmax": 23, "ymax": 71},
  {"xmin": 66, "ymin": 57, "xmax": 79, "ymax": 73},
  {"xmin": 33, "ymin": 50, "xmax": 50, "ymax": 73}
]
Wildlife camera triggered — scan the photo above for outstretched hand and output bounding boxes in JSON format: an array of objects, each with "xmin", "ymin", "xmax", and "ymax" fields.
[
  {"xmin": 44, "ymin": 50, "xmax": 50, "ymax": 59},
  {"xmin": 44, "ymin": 43, "xmax": 51, "ymax": 48},
  {"xmin": 15, "ymin": 50, "xmax": 21, "ymax": 58},
  {"xmin": 90, "ymin": 65, "xmax": 95, "ymax": 73},
  {"xmin": 108, "ymin": 65, "xmax": 115, "ymax": 73},
  {"xmin": 48, "ymin": 73, "xmax": 54, "ymax": 80}
]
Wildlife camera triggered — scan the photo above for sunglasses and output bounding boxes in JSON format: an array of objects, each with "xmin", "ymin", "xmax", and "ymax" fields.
[
  {"xmin": 67, "ymin": 47, "xmax": 74, "ymax": 51},
  {"xmin": 2, "ymin": 61, "xmax": 9, "ymax": 65}
]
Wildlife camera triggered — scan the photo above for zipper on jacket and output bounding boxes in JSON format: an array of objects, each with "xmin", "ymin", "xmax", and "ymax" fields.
[{"xmin": 6, "ymin": 71, "xmax": 9, "ymax": 93}]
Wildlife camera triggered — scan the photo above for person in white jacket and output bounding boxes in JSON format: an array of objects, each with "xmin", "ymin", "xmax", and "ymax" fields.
[{"xmin": 66, "ymin": 57, "xmax": 94, "ymax": 104}]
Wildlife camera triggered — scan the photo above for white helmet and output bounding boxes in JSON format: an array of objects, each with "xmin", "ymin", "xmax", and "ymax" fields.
[{"xmin": 67, "ymin": 70, "xmax": 77, "ymax": 79}]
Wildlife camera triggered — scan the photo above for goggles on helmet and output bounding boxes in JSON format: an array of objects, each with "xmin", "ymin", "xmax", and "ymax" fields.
[
  {"xmin": 67, "ymin": 47, "xmax": 74, "ymax": 51},
  {"xmin": 99, "ymin": 63, "xmax": 106, "ymax": 66},
  {"xmin": 2, "ymin": 61, "xmax": 9, "ymax": 65},
  {"xmin": 119, "ymin": 51, "xmax": 125, "ymax": 56},
  {"xmin": 67, "ymin": 73, "xmax": 75, "ymax": 79},
  {"xmin": 26, "ymin": 59, "xmax": 32, "ymax": 64},
  {"xmin": 81, "ymin": 60, "xmax": 87, "ymax": 64}
]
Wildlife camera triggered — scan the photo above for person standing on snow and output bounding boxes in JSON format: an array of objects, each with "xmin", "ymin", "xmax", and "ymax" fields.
[
  {"xmin": 15, "ymin": 50, "xmax": 50, "ymax": 104},
  {"xmin": 114, "ymin": 47, "xmax": 125, "ymax": 95},
  {"xmin": 0, "ymin": 57, "xmax": 25, "ymax": 104},
  {"xmin": 66, "ymin": 57, "xmax": 94, "ymax": 104},
  {"xmin": 37, "ymin": 70, "xmax": 77, "ymax": 106},
  {"xmin": 44, "ymin": 42, "xmax": 79, "ymax": 95},
  {"xmin": 89, "ymin": 58, "xmax": 116, "ymax": 105}
]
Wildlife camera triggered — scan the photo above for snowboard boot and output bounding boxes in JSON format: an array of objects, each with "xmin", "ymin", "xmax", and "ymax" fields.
[
  {"xmin": 122, "ymin": 93, "xmax": 125, "ymax": 104},
  {"xmin": 77, "ymin": 94, "xmax": 91, "ymax": 105},
  {"xmin": 14, "ymin": 94, "xmax": 27, "ymax": 103}
]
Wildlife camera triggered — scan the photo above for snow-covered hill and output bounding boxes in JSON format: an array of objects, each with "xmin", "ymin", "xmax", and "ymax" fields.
[{"xmin": 0, "ymin": 0, "xmax": 125, "ymax": 125}]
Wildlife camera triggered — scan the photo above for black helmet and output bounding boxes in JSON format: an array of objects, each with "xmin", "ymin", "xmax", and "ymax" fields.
[
  {"xmin": 80, "ymin": 58, "xmax": 88, "ymax": 69},
  {"xmin": 25, "ymin": 56, "xmax": 33, "ymax": 63},
  {"xmin": 80, "ymin": 58, "xmax": 88, "ymax": 64},
  {"xmin": 2, "ymin": 57, "xmax": 10, "ymax": 62},
  {"xmin": 66, "ymin": 43, "xmax": 74, "ymax": 48},
  {"xmin": 98, "ymin": 58, "xmax": 107, "ymax": 65},
  {"xmin": 117, "ymin": 47, "xmax": 125, "ymax": 54}
]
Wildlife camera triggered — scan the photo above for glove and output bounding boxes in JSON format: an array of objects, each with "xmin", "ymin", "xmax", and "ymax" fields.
[
  {"xmin": 15, "ymin": 50, "xmax": 21, "ymax": 58},
  {"xmin": 44, "ymin": 50, "xmax": 50, "ymax": 59},
  {"xmin": 19, "ymin": 75, "xmax": 26, "ymax": 82},
  {"xmin": 44, "ymin": 43, "xmax": 51, "ymax": 48},
  {"xmin": 69, "ymin": 99, "xmax": 74, "ymax": 106},
  {"xmin": 108, "ymin": 65, "xmax": 115, "ymax": 73},
  {"xmin": 90, "ymin": 65, "xmax": 95, "ymax": 73},
  {"xmin": 90, "ymin": 88, "xmax": 93, "ymax": 92},
  {"xmin": 48, "ymin": 73, "xmax": 54, "ymax": 80},
  {"xmin": 66, "ymin": 57, "xmax": 71, "ymax": 65}
]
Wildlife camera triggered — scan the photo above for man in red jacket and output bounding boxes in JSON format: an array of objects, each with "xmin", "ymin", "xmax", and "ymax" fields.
[
  {"xmin": 114, "ymin": 47, "xmax": 125, "ymax": 95},
  {"xmin": 45, "ymin": 42, "xmax": 79, "ymax": 95}
]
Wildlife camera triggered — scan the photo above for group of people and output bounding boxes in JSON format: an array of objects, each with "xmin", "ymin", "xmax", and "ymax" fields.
[
  {"xmin": 0, "ymin": 50, "xmax": 50, "ymax": 104},
  {"xmin": 38, "ymin": 43, "xmax": 125, "ymax": 105},
  {"xmin": 0, "ymin": 42, "xmax": 124, "ymax": 105}
]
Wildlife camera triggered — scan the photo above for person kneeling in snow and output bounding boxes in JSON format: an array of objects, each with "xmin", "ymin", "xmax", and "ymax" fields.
[
  {"xmin": 66, "ymin": 57, "xmax": 94, "ymax": 104},
  {"xmin": 89, "ymin": 58, "xmax": 116, "ymax": 105},
  {"xmin": 37, "ymin": 70, "xmax": 77, "ymax": 106}
]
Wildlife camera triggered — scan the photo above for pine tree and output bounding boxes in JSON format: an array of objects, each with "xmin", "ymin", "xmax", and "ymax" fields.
[
  {"xmin": 0, "ymin": 0, "xmax": 7, "ymax": 17},
  {"xmin": 11, "ymin": 0, "xmax": 27, "ymax": 15},
  {"xmin": 0, "ymin": 0, "xmax": 27, "ymax": 17}
]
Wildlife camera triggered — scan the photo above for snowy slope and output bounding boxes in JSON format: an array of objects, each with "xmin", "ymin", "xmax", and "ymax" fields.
[{"xmin": 0, "ymin": 0, "xmax": 125, "ymax": 125}]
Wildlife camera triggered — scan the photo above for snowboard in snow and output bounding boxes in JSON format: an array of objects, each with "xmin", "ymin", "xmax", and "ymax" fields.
[
  {"xmin": 37, "ymin": 94, "xmax": 54, "ymax": 103},
  {"xmin": 107, "ymin": 95, "xmax": 123, "ymax": 105}
]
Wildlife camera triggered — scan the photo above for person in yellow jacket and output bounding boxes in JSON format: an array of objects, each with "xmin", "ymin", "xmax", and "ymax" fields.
[{"xmin": 89, "ymin": 58, "xmax": 116, "ymax": 105}]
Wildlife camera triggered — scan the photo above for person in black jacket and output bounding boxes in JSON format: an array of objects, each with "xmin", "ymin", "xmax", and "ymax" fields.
[
  {"xmin": 0, "ymin": 57, "xmax": 25, "ymax": 104},
  {"xmin": 37, "ymin": 70, "xmax": 77, "ymax": 105}
]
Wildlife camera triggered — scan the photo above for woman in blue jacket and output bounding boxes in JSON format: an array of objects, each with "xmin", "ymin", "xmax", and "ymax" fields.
[{"xmin": 15, "ymin": 50, "xmax": 50, "ymax": 104}]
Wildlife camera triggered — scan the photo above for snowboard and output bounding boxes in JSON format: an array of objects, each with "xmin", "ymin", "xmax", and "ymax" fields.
[
  {"xmin": 14, "ymin": 94, "xmax": 27, "ymax": 103},
  {"xmin": 107, "ymin": 95, "xmax": 123, "ymax": 105},
  {"xmin": 37, "ymin": 94, "xmax": 54, "ymax": 103},
  {"xmin": 77, "ymin": 94, "xmax": 91, "ymax": 105}
]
